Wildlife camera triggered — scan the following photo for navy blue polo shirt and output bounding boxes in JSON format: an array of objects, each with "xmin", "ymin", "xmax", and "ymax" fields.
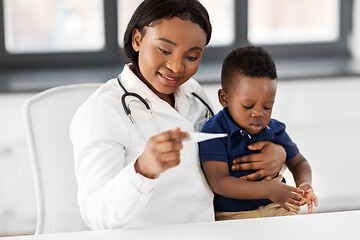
[{"xmin": 198, "ymin": 108, "xmax": 299, "ymax": 212}]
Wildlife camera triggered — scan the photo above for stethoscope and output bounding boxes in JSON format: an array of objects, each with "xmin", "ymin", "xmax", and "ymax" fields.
[{"xmin": 117, "ymin": 76, "xmax": 214, "ymax": 140}]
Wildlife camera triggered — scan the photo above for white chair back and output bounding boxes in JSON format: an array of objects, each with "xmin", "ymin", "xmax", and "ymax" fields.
[{"xmin": 23, "ymin": 83, "xmax": 101, "ymax": 234}]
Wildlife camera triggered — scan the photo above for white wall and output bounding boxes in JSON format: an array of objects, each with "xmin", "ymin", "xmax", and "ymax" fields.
[
  {"xmin": 351, "ymin": 0, "xmax": 360, "ymax": 59},
  {"xmin": 0, "ymin": 93, "xmax": 37, "ymax": 236}
]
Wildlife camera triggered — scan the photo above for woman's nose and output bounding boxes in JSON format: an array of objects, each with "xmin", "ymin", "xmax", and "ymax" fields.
[{"xmin": 166, "ymin": 55, "xmax": 184, "ymax": 73}]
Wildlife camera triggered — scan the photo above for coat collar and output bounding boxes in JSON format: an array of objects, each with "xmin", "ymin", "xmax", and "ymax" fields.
[{"xmin": 118, "ymin": 64, "xmax": 196, "ymax": 118}]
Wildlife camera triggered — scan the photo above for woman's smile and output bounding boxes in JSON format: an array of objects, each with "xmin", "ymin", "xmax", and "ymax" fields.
[{"xmin": 157, "ymin": 71, "xmax": 182, "ymax": 86}]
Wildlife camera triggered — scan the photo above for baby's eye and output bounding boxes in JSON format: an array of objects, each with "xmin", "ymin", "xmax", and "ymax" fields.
[
  {"xmin": 158, "ymin": 47, "xmax": 170, "ymax": 54},
  {"xmin": 264, "ymin": 106, "xmax": 272, "ymax": 110},
  {"xmin": 186, "ymin": 56, "xmax": 198, "ymax": 61},
  {"xmin": 242, "ymin": 105, "xmax": 253, "ymax": 109}
]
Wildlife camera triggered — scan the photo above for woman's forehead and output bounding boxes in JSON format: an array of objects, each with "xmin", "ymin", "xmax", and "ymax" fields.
[{"xmin": 144, "ymin": 17, "xmax": 207, "ymax": 47}]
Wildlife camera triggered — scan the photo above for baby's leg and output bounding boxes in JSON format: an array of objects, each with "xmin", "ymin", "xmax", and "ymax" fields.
[
  {"xmin": 262, "ymin": 203, "xmax": 299, "ymax": 217},
  {"xmin": 215, "ymin": 208, "xmax": 262, "ymax": 221}
]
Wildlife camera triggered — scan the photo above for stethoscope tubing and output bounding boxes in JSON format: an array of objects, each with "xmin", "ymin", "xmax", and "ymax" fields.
[
  {"xmin": 116, "ymin": 76, "xmax": 212, "ymax": 140},
  {"xmin": 117, "ymin": 77, "xmax": 159, "ymax": 139}
]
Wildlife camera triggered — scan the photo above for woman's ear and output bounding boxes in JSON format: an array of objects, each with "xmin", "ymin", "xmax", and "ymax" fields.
[
  {"xmin": 132, "ymin": 28, "xmax": 142, "ymax": 52},
  {"xmin": 218, "ymin": 89, "xmax": 229, "ymax": 108}
]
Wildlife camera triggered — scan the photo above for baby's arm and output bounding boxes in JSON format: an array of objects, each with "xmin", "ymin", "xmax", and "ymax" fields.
[
  {"xmin": 201, "ymin": 160, "xmax": 303, "ymax": 211},
  {"xmin": 286, "ymin": 153, "xmax": 319, "ymax": 213}
]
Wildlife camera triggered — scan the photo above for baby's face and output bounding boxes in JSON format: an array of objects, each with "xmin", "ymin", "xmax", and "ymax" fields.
[{"xmin": 219, "ymin": 74, "xmax": 277, "ymax": 135}]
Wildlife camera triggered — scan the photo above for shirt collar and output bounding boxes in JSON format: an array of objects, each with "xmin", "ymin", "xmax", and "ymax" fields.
[
  {"xmin": 222, "ymin": 108, "xmax": 271, "ymax": 140},
  {"xmin": 223, "ymin": 108, "xmax": 245, "ymax": 137}
]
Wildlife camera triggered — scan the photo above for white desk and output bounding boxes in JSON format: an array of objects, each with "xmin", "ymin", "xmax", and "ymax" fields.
[{"xmin": 3, "ymin": 210, "xmax": 360, "ymax": 240}]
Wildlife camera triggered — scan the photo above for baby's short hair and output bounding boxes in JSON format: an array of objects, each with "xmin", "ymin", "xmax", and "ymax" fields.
[{"xmin": 221, "ymin": 46, "xmax": 277, "ymax": 91}]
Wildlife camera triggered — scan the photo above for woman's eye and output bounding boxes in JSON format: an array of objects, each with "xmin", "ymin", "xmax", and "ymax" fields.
[
  {"xmin": 186, "ymin": 56, "xmax": 198, "ymax": 61},
  {"xmin": 158, "ymin": 47, "xmax": 170, "ymax": 54},
  {"xmin": 242, "ymin": 105, "xmax": 253, "ymax": 109}
]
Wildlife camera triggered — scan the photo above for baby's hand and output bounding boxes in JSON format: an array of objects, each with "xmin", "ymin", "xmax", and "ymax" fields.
[
  {"xmin": 267, "ymin": 175, "xmax": 304, "ymax": 211},
  {"xmin": 298, "ymin": 182, "xmax": 318, "ymax": 213}
]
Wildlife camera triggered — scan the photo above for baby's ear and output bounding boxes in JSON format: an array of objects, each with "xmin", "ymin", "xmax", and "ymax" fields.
[{"xmin": 218, "ymin": 89, "xmax": 228, "ymax": 108}]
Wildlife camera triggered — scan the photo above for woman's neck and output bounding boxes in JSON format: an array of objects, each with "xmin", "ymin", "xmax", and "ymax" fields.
[{"xmin": 130, "ymin": 64, "xmax": 175, "ymax": 107}]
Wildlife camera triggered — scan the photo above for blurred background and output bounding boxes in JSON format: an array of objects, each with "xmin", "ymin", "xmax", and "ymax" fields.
[{"xmin": 1, "ymin": 0, "xmax": 360, "ymax": 237}]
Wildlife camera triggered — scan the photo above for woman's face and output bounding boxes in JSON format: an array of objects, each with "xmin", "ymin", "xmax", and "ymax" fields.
[{"xmin": 132, "ymin": 17, "xmax": 207, "ymax": 102}]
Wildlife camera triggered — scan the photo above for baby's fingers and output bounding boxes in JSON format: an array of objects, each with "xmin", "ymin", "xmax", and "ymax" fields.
[
  {"xmin": 312, "ymin": 195, "xmax": 319, "ymax": 207},
  {"xmin": 307, "ymin": 199, "xmax": 313, "ymax": 213},
  {"xmin": 287, "ymin": 185, "xmax": 304, "ymax": 195}
]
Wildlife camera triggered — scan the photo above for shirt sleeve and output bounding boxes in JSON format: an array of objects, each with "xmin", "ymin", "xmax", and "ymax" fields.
[
  {"xmin": 70, "ymin": 99, "xmax": 156, "ymax": 229},
  {"xmin": 270, "ymin": 120, "xmax": 299, "ymax": 161},
  {"xmin": 198, "ymin": 120, "xmax": 228, "ymax": 163}
]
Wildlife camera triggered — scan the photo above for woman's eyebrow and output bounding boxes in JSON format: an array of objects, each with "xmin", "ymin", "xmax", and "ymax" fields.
[
  {"xmin": 157, "ymin": 37, "xmax": 177, "ymax": 46},
  {"xmin": 156, "ymin": 38, "xmax": 203, "ymax": 51}
]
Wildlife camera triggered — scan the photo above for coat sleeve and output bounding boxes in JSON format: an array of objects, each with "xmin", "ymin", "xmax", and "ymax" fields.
[{"xmin": 70, "ymin": 99, "xmax": 155, "ymax": 229}]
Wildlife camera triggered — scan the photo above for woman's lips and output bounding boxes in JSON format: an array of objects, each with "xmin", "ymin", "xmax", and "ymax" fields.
[{"xmin": 158, "ymin": 72, "xmax": 181, "ymax": 85}]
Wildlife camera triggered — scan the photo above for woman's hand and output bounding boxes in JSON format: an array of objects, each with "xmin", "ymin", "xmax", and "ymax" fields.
[
  {"xmin": 231, "ymin": 141, "xmax": 286, "ymax": 181},
  {"xmin": 134, "ymin": 128, "xmax": 189, "ymax": 179},
  {"xmin": 266, "ymin": 175, "xmax": 304, "ymax": 211}
]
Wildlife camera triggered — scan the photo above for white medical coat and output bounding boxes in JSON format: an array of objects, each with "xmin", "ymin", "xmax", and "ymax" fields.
[{"xmin": 70, "ymin": 64, "xmax": 215, "ymax": 229}]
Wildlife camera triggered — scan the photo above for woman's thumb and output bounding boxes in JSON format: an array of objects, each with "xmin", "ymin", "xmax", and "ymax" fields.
[
  {"xmin": 275, "ymin": 174, "xmax": 283, "ymax": 181},
  {"xmin": 248, "ymin": 141, "xmax": 267, "ymax": 150}
]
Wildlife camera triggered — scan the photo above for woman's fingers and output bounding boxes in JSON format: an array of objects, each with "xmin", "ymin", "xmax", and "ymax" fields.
[
  {"xmin": 158, "ymin": 151, "xmax": 181, "ymax": 162},
  {"xmin": 137, "ymin": 128, "xmax": 189, "ymax": 177},
  {"xmin": 260, "ymin": 176, "xmax": 272, "ymax": 182},
  {"xmin": 156, "ymin": 140, "xmax": 183, "ymax": 153},
  {"xmin": 238, "ymin": 170, "xmax": 265, "ymax": 181},
  {"xmin": 154, "ymin": 128, "xmax": 189, "ymax": 142},
  {"xmin": 232, "ymin": 161, "xmax": 261, "ymax": 171},
  {"xmin": 232, "ymin": 153, "xmax": 260, "ymax": 164},
  {"xmin": 247, "ymin": 141, "xmax": 268, "ymax": 151}
]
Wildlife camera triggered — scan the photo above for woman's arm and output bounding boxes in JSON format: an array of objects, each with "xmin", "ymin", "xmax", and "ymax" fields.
[
  {"xmin": 231, "ymin": 141, "xmax": 286, "ymax": 181},
  {"xmin": 71, "ymin": 100, "xmax": 189, "ymax": 229},
  {"xmin": 201, "ymin": 160, "xmax": 303, "ymax": 211},
  {"xmin": 71, "ymin": 100, "xmax": 151, "ymax": 229}
]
